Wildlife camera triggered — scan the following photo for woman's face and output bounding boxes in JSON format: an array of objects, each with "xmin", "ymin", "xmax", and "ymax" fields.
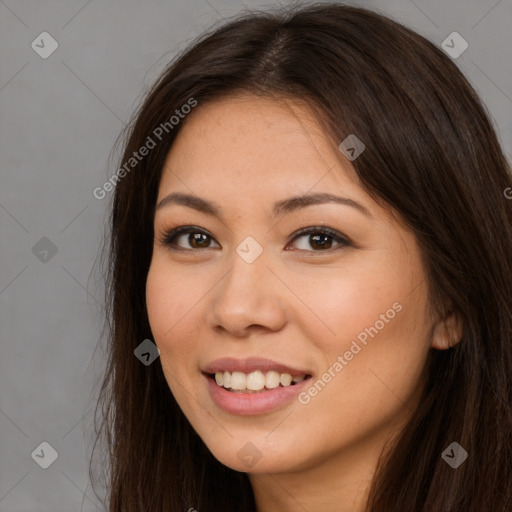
[{"xmin": 146, "ymin": 94, "xmax": 441, "ymax": 476}]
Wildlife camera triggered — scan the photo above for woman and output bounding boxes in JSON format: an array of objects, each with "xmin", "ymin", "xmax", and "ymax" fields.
[{"xmin": 91, "ymin": 3, "xmax": 512, "ymax": 511}]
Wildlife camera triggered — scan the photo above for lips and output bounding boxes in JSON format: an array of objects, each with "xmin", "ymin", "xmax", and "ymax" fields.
[
  {"xmin": 202, "ymin": 357, "xmax": 314, "ymax": 414},
  {"xmin": 203, "ymin": 371, "xmax": 312, "ymax": 415},
  {"xmin": 202, "ymin": 357, "xmax": 312, "ymax": 377}
]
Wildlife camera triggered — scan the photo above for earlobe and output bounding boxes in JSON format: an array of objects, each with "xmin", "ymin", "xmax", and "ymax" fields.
[{"xmin": 431, "ymin": 310, "xmax": 462, "ymax": 350}]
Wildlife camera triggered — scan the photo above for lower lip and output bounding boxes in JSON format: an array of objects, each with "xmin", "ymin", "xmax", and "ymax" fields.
[{"xmin": 204, "ymin": 373, "xmax": 311, "ymax": 415}]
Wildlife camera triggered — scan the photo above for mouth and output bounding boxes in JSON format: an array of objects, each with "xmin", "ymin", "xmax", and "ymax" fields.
[
  {"xmin": 202, "ymin": 357, "xmax": 314, "ymax": 413},
  {"xmin": 203, "ymin": 369, "xmax": 313, "ymax": 415},
  {"xmin": 206, "ymin": 370, "xmax": 313, "ymax": 393}
]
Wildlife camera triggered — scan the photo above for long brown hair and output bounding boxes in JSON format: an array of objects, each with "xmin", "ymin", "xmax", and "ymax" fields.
[{"xmin": 90, "ymin": 3, "xmax": 512, "ymax": 510}]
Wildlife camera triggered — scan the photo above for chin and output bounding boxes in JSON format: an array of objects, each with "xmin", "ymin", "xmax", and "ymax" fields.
[{"xmin": 200, "ymin": 433, "xmax": 312, "ymax": 474}]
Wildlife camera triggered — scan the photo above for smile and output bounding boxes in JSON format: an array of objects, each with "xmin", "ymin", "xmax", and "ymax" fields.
[
  {"xmin": 212, "ymin": 370, "xmax": 310, "ymax": 393},
  {"xmin": 202, "ymin": 357, "xmax": 313, "ymax": 414}
]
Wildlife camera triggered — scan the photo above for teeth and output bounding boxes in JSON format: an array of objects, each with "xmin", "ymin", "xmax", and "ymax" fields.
[
  {"xmin": 246, "ymin": 370, "xmax": 265, "ymax": 391},
  {"xmin": 230, "ymin": 371, "xmax": 246, "ymax": 390},
  {"xmin": 280, "ymin": 373, "xmax": 292, "ymax": 386},
  {"xmin": 265, "ymin": 371, "xmax": 280, "ymax": 389},
  {"xmin": 213, "ymin": 370, "xmax": 308, "ymax": 392}
]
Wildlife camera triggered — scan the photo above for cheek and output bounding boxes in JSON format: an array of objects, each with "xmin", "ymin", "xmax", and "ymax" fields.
[
  {"xmin": 146, "ymin": 261, "xmax": 200, "ymax": 365},
  {"xmin": 146, "ymin": 258, "xmax": 198, "ymax": 336},
  {"xmin": 288, "ymin": 259, "xmax": 409, "ymax": 348},
  {"xmin": 300, "ymin": 253, "xmax": 431, "ymax": 411},
  {"xmin": 145, "ymin": 261, "xmax": 204, "ymax": 414},
  {"xmin": 309, "ymin": 289, "xmax": 431, "ymax": 425}
]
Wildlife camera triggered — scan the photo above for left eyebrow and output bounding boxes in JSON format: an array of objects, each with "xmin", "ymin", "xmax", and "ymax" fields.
[
  {"xmin": 272, "ymin": 192, "xmax": 372, "ymax": 219},
  {"xmin": 155, "ymin": 191, "xmax": 372, "ymax": 219}
]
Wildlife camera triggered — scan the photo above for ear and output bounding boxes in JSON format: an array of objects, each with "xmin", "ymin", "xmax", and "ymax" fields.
[{"xmin": 431, "ymin": 310, "xmax": 462, "ymax": 350}]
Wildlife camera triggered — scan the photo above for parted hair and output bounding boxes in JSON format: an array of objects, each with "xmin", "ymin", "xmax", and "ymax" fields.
[{"xmin": 91, "ymin": 3, "xmax": 512, "ymax": 511}]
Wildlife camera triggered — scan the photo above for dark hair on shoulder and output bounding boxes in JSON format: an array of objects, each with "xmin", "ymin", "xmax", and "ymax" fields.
[{"xmin": 91, "ymin": 3, "xmax": 512, "ymax": 511}]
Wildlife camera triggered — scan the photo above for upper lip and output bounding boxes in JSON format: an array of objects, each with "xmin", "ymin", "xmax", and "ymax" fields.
[{"xmin": 203, "ymin": 357, "xmax": 312, "ymax": 377}]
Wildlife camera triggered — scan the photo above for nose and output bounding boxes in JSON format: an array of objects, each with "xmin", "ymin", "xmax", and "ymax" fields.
[{"xmin": 206, "ymin": 247, "xmax": 287, "ymax": 338}]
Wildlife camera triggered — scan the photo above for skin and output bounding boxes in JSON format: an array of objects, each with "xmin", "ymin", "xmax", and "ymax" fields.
[{"xmin": 145, "ymin": 94, "xmax": 461, "ymax": 512}]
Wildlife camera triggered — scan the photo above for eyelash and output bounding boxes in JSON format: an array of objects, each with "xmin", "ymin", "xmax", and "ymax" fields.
[{"xmin": 157, "ymin": 225, "xmax": 352, "ymax": 253}]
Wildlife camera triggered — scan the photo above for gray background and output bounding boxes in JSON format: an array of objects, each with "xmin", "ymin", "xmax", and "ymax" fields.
[{"xmin": 1, "ymin": 0, "xmax": 511, "ymax": 510}]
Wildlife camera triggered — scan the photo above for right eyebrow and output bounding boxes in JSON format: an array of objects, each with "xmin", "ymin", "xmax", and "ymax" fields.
[{"xmin": 156, "ymin": 192, "xmax": 221, "ymax": 216}]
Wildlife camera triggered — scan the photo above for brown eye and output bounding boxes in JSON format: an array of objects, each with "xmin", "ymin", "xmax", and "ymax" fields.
[
  {"xmin": 288, "ymin": 227, "xmax": 352, "ymax": 252},
  {"xmin": 159, "ymin": 225, "xmax": 351, "ymax": 253},
  {"xmin": 160, "ymin": 227, "xmax": 220, "ymax": 250},
  {"xmin": 185, "ymin": 232, "xmax": 213, "ymax": 249},
  {"xmin": 305, "ymin": 233, "xmax": 334, "ymax": 250}
]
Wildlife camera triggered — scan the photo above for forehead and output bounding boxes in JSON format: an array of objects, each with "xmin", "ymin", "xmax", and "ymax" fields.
[{"xmin": 158, "ymin": 94, "xmax": 361, "ymax": 196}]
